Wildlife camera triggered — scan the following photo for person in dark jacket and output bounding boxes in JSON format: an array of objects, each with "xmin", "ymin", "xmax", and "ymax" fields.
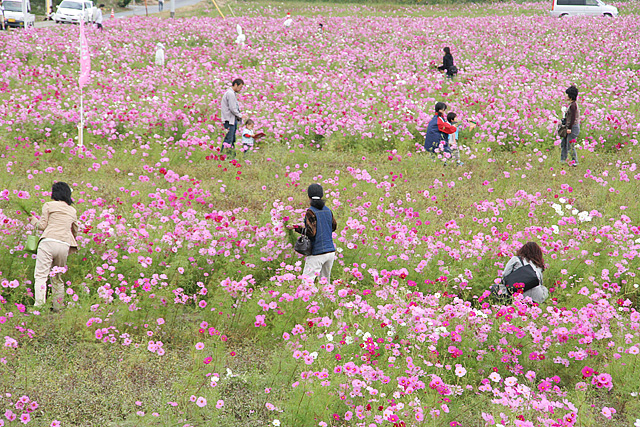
[
  {"xmin": 437, "ymin": 47, "xmax": 457, "ymax": 77},
  {"xmin": 424, "ymin": 102, "xmax": 457, "ymax": 155},
  {"xmin": 288, "ymin": 184, "xmax": 337, "ymax": 282},
  {"xmin": 561, "ymin": 85, "xmax": 580, "ymax": 166}
]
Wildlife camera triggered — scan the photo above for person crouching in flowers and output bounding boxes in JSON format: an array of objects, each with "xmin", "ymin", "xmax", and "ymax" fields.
[
  {"xmin": 490, "ymin": 241, "xmax": 549, "ymax": 304},
  {"xmin": 424, "ymin": 102, "xmax": 457, "ymax": 159},
  {"xmin": 287, "ymin": 184, "xmax": 337, "ymax": 282},
  {"xmin": 29, "ymin": 182, "xmax": 78, "ymax": 312}
]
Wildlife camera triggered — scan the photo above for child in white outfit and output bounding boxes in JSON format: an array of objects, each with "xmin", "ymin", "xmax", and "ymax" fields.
[
  {"xmin": 446, "ymin": 112, "xmax": 476, "ymax": 166},
  {"xmin": 241, "ymin": 119, "xmax": 255, "ymax": 152}
]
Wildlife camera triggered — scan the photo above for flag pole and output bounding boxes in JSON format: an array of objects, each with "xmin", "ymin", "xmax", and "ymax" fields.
[
  {"xmin": 78, "ymin": 3, "xmax": 83, "ymax": 147},
  {"xmin": 227, "ymin": 4, "xmax": 235, "ymax": 17},
  {"xmin": 210, "ymin": 0, "xmax": 225, "ymax": 19},
  {"xmin": 78, "ymin": 86, "xmax": 84, "ymax": 147}
]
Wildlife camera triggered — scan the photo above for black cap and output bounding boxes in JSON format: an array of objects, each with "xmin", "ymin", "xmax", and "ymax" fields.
[{"xmin": 307, "ymin": 183, "xmax": 323, "ymax": 200}]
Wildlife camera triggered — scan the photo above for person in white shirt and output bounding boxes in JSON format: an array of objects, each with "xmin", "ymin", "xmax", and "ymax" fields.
[
  {"xmin": 93, "ymin": 4, "xmax": 103, "ymax": 30},
  {"xmin": 0, "ymin": 1, "xmax": 6, "ymax": 30}
]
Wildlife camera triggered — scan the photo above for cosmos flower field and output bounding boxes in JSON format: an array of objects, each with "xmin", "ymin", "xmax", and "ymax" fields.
[{"xmin": 0, "ymin": 1, "xmax": 640, "ymax": 426}]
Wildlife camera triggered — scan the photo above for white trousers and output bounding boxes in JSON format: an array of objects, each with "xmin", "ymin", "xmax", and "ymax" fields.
[
  {"xmin": 34, "ymin": 240, "xmax": 69, "ymax": 309},
  {"xmin": 302, "ymin": 252, "xmax": 335, "ymax": 282}
]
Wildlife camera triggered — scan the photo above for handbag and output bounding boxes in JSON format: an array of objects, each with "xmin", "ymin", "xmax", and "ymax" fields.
[
  {"xmin": 25, "ymin": 234, "xmax": 39, "ymax": 254},
  {"xmin": 448, "ymin": 65, "xmax": 458, "ymax": 75},
  {"xmin": 557, "ymin": 116, "xmax": 568, "ymax": 138},
  {"xmin": 502, "ymin": 257, "xmax": 540, "ymax": 295},
  {"xmin": 294, "ymin": 228, "xmax": 312, "ymax": 256}
]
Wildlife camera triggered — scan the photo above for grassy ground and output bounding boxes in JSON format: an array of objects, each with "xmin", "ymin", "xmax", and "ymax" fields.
[{"xmin": 1, "ymin": 142, "xmax": 638, "ymax": 425}]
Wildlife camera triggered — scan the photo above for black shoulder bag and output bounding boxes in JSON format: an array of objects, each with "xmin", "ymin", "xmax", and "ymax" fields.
[
  {"xmin": 294, "ymin": 228, "xmax": 313, "ymax": 256},
  {"xmin": 503, "ymin": 257, "xmax": 540, "ymax": 295}
]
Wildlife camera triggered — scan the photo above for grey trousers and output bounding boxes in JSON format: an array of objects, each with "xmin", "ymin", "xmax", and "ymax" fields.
[
  {"xmin": 303, "ymin": 252, "xmax": 335, "ymax": 282},
  {"xmin": 561, "ymin": 124, "xmax": 580, "ymax": 163}
]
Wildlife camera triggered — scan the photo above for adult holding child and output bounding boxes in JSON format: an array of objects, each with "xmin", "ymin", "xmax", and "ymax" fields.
[
  {"xmin": 490, "ymin": 242, "xmax": 549, "ymax": 304},
  {"xmin": 221, "ymin": 78, "xmax": 245, "ymax": 155},
  {"xmin": 560, "ymin": 85, "xmax": 580, "ymax": 166},
  {"xmin": 424, "ymin": 102, "xmax": 457, "ymax": 155},
  {"xmin": 29, "ymin": 182, "xmax": 78, "ymax": 312},
  {"xmin": 287, "ymin": 184, "xmax": 337, "ymax": 282}
]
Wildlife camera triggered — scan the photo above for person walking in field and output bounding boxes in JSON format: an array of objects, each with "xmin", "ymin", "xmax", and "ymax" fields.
[
  {"xmin": 288, "ymin": 184, "xmax": 337, "ymax": 282},
  {"xmin": 93, "ymin": 4, "xmax": 104, "ymax": 30},
  {"xmin": 158, "ymin": 0, "xmax": 163, "ymax": 11},
  {"xmin": 29, "ymin": 182, "xmax": 78, "ymax": 312},
  {"xmin": 220, "ymin": 78, "xmax": 245, "ymax": 156},
  {"xmin": 560, "ymin": 85, "xmax": 580, "ymax": 166}
]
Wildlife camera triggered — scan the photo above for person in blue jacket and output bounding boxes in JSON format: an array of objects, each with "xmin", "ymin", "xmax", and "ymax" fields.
[
  {"xmin": 288, "ymin": 184, "xmax": 337, "ymax": 282},
  {"xmin": 424, "ymin": 102, "xmax": 458, "ymax": 154}
]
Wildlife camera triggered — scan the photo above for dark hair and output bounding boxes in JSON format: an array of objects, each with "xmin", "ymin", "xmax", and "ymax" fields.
[
  {"xmin": 516, "ymin": 242, "xmax": 545, "ymax": 270},
  {"xmin": 443, "ymin": 47, "xmax": 451, "ymax": 55},
  {"xmin": 232, "ymin": 78, "xmax": 244, "ymax": 87},
  {"xmin": 51, "ymin": 182, "xmax": 73, "ymax": 205},
  {"xmin": 307, "ymin": 183, "xmax": 325, "ymax": 209},
  {"xmin": 99, "ymin": 3, "xmax": 104, "ymax": 7},
  {"xmin": 446, "ymin": 112, "xmax": 457, "ymax": 122},
  {"xmin": 565, "ymin": 85, "xmax": 578, "ymax": 101},
  {"xmin": 245, "ymin": 119, "xmax": 254, "ymax": 126},
  {"xmin": 435, "ymin": 102, "xmax": 447, "ymax": 116}
]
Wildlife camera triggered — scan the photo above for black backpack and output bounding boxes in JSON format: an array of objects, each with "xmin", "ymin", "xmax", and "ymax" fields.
[{"xmin": 502, "ymin": 257, "xmax": 540, "ymax": 295}]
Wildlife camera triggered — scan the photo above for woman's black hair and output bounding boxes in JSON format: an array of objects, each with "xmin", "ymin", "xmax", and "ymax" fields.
[
  {"xmin": 446, "ymin": 112, "xmax": 457, "ymax": 122},
  {"xmin": 565, "ymin": 85, "xmax": 578, "ymax": 101},
  {"xmin": 435, "ymin": 102, "xmax": 447, "ymax": 116},
  {"xmin": 307, "ymin": 183, "xmax": 325, "ymax": 209},
  {"xmin": 443, "ymin": 47, "xmax": 451, "ymax": 55},
  {"xmin": 51, "ymin": 182, "xmax": 73, "ymax": 205}
]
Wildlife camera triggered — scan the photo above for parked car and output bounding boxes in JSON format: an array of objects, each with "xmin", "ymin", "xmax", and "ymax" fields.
[
  {"xmin": 54, "ymin": 0, "xmax": 94, "ymax": 24},
  {"xmin": 550, "ymin": 0, "xmax": 619, "ymax": 17},
  {"xmin": 3, "ymin": 0, "xmax": 35, "ymax": 28}
]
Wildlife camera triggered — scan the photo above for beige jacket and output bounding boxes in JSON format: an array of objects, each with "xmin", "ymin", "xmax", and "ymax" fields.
[{"xmin": 30, "ymin": 201, "xmax": 79, "ymax": 251}]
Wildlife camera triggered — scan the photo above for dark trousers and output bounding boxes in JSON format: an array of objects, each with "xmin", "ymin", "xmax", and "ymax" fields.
[
  {"xmin": 223, "ymin": 122, "xmax": 237, "ymax": 148},
  {"xmin": 159, "ymin": 2, "xmax": 163, "ymax": 10},
  {"xmin": 560, "ymin": 124, "xmax": 579, "ymax": 164}
]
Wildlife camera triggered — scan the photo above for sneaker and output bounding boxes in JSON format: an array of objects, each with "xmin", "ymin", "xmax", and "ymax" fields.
[{"xmin": 457, "ymin": 161, "xmax": 464, "ymax": 166}]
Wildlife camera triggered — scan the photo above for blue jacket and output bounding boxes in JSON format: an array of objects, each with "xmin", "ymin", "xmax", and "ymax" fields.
[
  {"xmin": 424, "ymin": 115, "xmax": 450, "ymax": 153},
  {"xmin": 308, "ymin": 206, "xmax": 336, "ymax": 255}
]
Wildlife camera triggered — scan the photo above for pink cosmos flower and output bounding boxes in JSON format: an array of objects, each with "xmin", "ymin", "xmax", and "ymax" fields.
[
  {"xmin": 581, "ymin": 366, "xmax": 594, "ymax": 377},
  {"xmin": 196, "ymin": 397, "xmax": 207, "ymax": 408},
  {"xmin": 216, "ymin": 400, "xmax": 224, "ymax": 409}
]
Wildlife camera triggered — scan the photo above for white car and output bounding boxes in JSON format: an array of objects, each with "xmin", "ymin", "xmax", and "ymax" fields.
[
  {"xmin": 54, "ymin": 0, "xmax": 94, "ymax": 24},
  {"xmin": 3, "ymin": 0, "xmax": 35, "ymax": 28},
  {"xmin": 550, "ymin": 0, "xmax": 618, "ymax": 17}
]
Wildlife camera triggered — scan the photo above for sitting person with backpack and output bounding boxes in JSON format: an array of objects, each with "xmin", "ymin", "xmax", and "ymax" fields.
[
  {"xmin": 490, "ymin": 241, "xmax": 549, "ymax": 304},
  {"xmin": 437, "ymin": 47, "xmax": 457, "ymax": 78}
]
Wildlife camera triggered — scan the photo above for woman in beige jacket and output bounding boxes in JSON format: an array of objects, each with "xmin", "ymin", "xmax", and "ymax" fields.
[{"xmin": 30, "ymin": 182, "xmax": 78, "ymax": 312}]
